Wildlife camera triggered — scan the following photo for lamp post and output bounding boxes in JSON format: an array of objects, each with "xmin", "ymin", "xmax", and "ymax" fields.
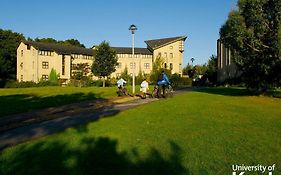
[
  {"xmin": 191, "ymin": 57, "xmax": 195, "ymax": 66},
  {"xmin": 129, "ymin": 24, "xmax": 137, "ymax": 94}
]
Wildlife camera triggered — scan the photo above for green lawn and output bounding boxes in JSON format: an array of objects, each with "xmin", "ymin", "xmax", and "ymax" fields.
[
  {"xmin": 0, "ymin": 86, "xmax": 133, "ymax": 117},
  {"xmin": 1, "ymin": 88, "xmax": 280, "ymax": 175},
  {"xmin": 0, "ymin": 85, "xmax": 155, "ymax": 117}
]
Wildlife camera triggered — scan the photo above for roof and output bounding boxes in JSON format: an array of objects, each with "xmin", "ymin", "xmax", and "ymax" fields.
[
  {"xmin": 144, "ymin": 36, "xmax": 187, "ymax": 50},
  {"xmin": 111, "ymin": 47, "xmax": 152, "ymax": 55},
  {"xmin": 22, "ymin": 41, "xmax": 94, "ymax": 55}
]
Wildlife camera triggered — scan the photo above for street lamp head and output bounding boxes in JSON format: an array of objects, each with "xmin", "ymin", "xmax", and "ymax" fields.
[{"xmin": 129, "ymin": 24, "xmax": 137, "ymax": 34}]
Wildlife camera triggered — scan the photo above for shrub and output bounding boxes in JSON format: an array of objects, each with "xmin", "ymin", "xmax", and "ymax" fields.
[
  {"xmin": 170, "ymin": 73, "xmax": 181, "ymax": 87},
  {"xmin": 5, "ymin": 81, "xmax": 38, "ymax": 88}
]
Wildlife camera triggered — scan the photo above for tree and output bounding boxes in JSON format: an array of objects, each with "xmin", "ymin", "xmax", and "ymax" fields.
[
  {"xmin": 205, "ymin": 55, "xmax": 218, "ymax": 84},
  {"xmin": 92, "ymin": 41, "xmax": 118, "ymax": 87},
  {"xmin": 34, "ymin": 37, "xmax": 57, "ymax": 44},
  {"xmin": 220, "ymin": 0, "xmax": 281, "ymax": 92},
  {"xmin": 0, "ymin": 29, "xmax": 25, "ymax": 86},
  {"xmin": 34, "ymin": 38, "xmax": 85, "ymax": 48},
  {"xmin": 48, "ymin": 68, "xmax": 60, "ymax": 85},
  {"xmin": 71, "ymin": 63, "xmax": 91, "ymax": 87},
  {"xmin": 60, "ymin": 39, "xmax": 85, "ymax": 48},
  {"xmin": 182, "ymin": 64, "xmax": 193, "ymax": 77},
  {"xmin": 150, "ymin": 55, "xmax": 163, "ymax": 84}
]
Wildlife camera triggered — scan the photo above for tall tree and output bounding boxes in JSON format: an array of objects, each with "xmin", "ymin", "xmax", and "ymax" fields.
[
  {"xmin": 182, "ymin": 64, "xmax": 193, "ymax": 77},
  {"xmin": 0, "ymin": 29, "xmax": 25, "ymax": 85},
  {"xmin": 62, "ymin": 39, "xmax": 85, "ymax": 48},
  {"xmin": 205, "ymin": 55, "xmax": 218, "ymax": 84},
  {"xmin": 92, "ymin": 41, "xmax": 118, "ymax": 87},
  {"xmin": 220, "ymin": 0, "xmax": 281, "ymax": 92},
  {"xmin": 34, "ymin": 38, "xmax": 86, "ymax": 48},
  {"xmin": 34, "ymin": 37, "xmax": 57, "ymax": 44}
]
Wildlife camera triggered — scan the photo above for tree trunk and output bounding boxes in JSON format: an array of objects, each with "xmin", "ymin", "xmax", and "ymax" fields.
[{"xmin": 103, "ymin": 77, "xmax": 105, "ymax": 87}]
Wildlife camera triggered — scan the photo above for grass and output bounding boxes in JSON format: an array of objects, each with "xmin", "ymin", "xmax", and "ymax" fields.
[
  {"xmin": 0, "ymin": 86, "xmax": 143, "ymax": 117},
  {"xmin": 1, "ymin": 88, "xmax": 280, "ymax": 175}
]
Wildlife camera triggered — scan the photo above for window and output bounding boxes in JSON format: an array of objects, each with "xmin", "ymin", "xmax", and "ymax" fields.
[
  {"xmin": 164, "ymin": 52, "xmax": 167, "ymax": 58},
  {"xmin": 42, "ymin": 61, "xmax": 49, "ymax": 69},
  {"xmin": 179, "ymin": 63, "xmax": 182, "ymax": 73},
  {"xmin": 130, "ymin": 62, "xmax": 136, "ymax": 69},
  {"xmin": 169, "ymin": 53, "xmax": 173, "ymax": 59},
  {"xmin": 144, "ymin": 63, "xmax": 150, "ymax": 69},
  {"xmin": 42, "ymin": 75, "xmax": 49, "ymax": 81},
  {"xmin": 20, "ymin": 62, "xmax": 23, "ymax": 70},
  {"xmin": 20, "ymin": 75, "xmax": 23, "ymax": 81},
  {"xmin": 164, "ymin": 63, "xmax": 167, "ymax": 69},
  {"xmin": 62, "ymin": 55, "xmax": 65, "ymax": 75},
  {"xmin": 21, "ymin": 50, "xmax": 23, "ymax": 57},
  {"xmin": 39, "ymin": 50, "xmax": 53, "ymax": 56},
  {"xmin": 179, "ymin": 41, "xmax": 184, "ymax": 51},
  {"xmin": 27, "ymin": 45, "xmax": 31, "ymax": 50},
  {"xmin": 170, "ymin": 63, "xmax": 173, "ymax": 70},
  {"xmin": 72, "ymin": 54, "xmax": 79, "ymax": 59}
]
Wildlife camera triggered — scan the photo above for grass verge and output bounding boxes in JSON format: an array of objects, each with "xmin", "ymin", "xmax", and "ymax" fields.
[{"xmin": 1, "ymin": 88, "xmax": 280, "ymax": 174}]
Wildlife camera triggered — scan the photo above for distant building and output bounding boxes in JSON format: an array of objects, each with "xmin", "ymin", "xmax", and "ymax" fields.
[
  {"xmin": 217, "ymin": 39, "xmax": 239, "ymax": 82},
  {"xmin": 17, "ymin": 36, "xmax": 187, "ymax": 83},
  {"xmin": 17, "ymin": 41, "xmax": 94, "ymax": 84}
]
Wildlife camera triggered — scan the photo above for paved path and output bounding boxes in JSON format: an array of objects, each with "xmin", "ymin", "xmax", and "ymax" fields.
[{"xmin": 0, "ymin": 88, "xmax": 193, "ymax": 150}]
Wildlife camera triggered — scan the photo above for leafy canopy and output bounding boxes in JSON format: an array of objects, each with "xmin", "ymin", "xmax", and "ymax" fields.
[
  {"xmin": 220, "ymin": 0, "xmax": 281, "ymax": 91},
  {"xmin": 0, "ymin": 29, "xmax": 24, "ymax": 81},
  {"xmin": 91, "ymin": 41, "xmax": 118, "ymax": 78}
]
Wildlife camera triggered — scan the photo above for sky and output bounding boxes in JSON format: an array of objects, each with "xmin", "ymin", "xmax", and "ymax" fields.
[{"xmin": 1, "ymin": 0, "xmax": 237, "ymax": 66}]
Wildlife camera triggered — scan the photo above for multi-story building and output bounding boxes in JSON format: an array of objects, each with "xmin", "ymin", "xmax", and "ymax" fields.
[
  {"xmin": 17, "ymin": 36, "xmax": 187, "ymax": 83},
  {"xmin": 17, "ymin": 41, "xmax": 94, "ymax": 84},
  {"xmin": 112, "ymin": 36, "xmax": 187, "ymax": 77}
]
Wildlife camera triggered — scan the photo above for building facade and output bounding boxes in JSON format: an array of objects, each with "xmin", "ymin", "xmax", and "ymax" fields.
[
  {"xmin": 17, "ymin": 36, "xmax": 187, "ymax": 83},
  {"xmin": 217, "ymin": 39, "xmax": 239, "ymax": 82},
  {"xmin": 17, "ymin": 41, "xmax": 94, "ymax": 84}
]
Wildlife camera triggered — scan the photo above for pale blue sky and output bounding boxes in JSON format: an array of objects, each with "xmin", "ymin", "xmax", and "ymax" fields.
[{"xmin": 1, "ymin": 0, "xmax": 237, "ymax": 66}]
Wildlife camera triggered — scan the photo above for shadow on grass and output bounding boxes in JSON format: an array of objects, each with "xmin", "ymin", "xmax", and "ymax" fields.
[
  {"xmin": 0, "ymin": 137, "xmax": 192, "ymax": 175},
  {"xmin": 194, "ymin": 87, "xmax": 258, "ymax": 97},
  {"xmin": 0, "ymin": 92, "xmax": 103, "ymax": 117}
]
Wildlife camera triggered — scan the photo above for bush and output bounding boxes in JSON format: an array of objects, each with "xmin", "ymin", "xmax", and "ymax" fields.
[
  {"xmin": 5, "ymin": 81, "xmax": 37, "ymax": 88},
  {"xmin": 180, "ymin": 77, "xmax": 192, "ymax": 87},
  {"xmin": 170, "ymin": 73, "xmax": 181, "ymax": 87},
  {"xmin": 4, "ymin": 80, "xmax": 60, "ymax": 88}
]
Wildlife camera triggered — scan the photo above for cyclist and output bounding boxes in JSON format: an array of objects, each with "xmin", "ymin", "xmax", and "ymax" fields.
[
  {"xmin": 140, "ymin": 78, "xmax": 149, "ymax": 98},
  {"xmin": 157, "ymin": 71, "xmax": 170, "ymax": 97},
  {"xmin": 117, "ymin": 78, "xmax": 127, "ymax": 96}
]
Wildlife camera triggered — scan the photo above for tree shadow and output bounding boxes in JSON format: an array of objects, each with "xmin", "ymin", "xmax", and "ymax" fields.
[
  {"xmin": 0, "ymin": 137, "xmax": 193, "ymax": 175},
  {"xmin": 194, "ymin": 87, "xmax": 258, "ymax": 97},
  {"xmin": 0, "ymin": 92, "xmax": 103, "ymax": 117}
]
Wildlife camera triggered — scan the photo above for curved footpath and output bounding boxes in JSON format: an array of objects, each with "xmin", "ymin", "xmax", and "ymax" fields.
[{"xmin": 0, "ymin": 88, "xmax": 194, "ymax": 150}]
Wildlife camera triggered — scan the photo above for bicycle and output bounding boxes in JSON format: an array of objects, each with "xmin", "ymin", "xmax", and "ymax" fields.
[
  {"xmin": 152, "ymin": 84, "xmax": 174, "ymax": 98},
  {"xmin": 116, "ymin": 87, "xmax": 128, "ymax": 96}
]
